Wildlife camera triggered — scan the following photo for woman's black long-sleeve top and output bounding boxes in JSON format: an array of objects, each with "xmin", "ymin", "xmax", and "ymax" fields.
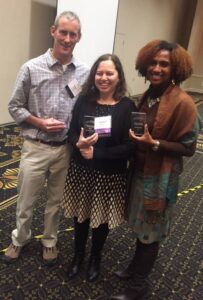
[{"xmin": 67, "ymin": 95, "xmax": 137, "ymax": 174}]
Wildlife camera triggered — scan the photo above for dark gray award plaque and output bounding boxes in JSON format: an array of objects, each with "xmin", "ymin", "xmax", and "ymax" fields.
[
  {"xmin": 131, "ymin": 112, "xmax": 146, "ymax": 136},
  {"xmin": 83, "ymin": 115, "xmax": 95, "ymax": 137}
]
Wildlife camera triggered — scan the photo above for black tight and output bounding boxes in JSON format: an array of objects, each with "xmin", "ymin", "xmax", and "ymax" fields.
[
  {"xmin": 73, "ymin": 217, "xmax": 109, "ymax": 255},
  {"xmin": 91, "ymin": 223, "xmax": 109, "ymax": 255},
  {"xmin": 74, "ymin": 217, "xmax": 90, "ymax": 254}
]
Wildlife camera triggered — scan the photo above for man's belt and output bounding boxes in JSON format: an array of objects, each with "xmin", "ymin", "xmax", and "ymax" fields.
[{"xmin": 33, "ymin": 139, "xmax": 67, "ymax": 147}]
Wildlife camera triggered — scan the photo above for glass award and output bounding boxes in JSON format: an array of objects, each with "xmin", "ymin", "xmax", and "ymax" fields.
[
  {"xmin": 83, "ymin": 115, "xmax": 95, "ymax": 137},
  {"xmin": 131, "ymin": 112, "xmax": 146, "ymax": 136}
]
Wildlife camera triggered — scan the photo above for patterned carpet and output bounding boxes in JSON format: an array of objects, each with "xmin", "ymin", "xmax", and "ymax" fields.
[{"xmin": 0, "ymin": 101, "xmax": 203, "ymax": 300}]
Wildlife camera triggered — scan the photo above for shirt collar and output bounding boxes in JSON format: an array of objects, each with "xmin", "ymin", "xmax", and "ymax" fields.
[{"xmin": 46, "ymin": 48, "xmax": 77, "ymax": 69}]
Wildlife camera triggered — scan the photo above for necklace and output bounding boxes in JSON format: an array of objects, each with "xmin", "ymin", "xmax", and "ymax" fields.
[{"xmin": 147, "ymin": 97, "xmax": 160, "ymax": 108}]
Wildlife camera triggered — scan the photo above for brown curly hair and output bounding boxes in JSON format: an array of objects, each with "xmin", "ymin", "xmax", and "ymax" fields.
[{"xmin": 135, "ymin": 40, "xmax": 193, "ymax": 84}]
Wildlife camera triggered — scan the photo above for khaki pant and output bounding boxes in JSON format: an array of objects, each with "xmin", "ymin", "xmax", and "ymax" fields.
[{"xmin": 11, "ymin": 139, "xmax": 71, "ymax": 247}]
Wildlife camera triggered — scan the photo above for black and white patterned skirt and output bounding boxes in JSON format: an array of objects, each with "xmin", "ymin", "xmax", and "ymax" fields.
[{"xmin": 61, "ymin": 159, "xmax": 127, "ymax": 229}]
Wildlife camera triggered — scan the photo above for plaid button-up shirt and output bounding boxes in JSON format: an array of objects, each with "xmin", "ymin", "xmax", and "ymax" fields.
[{"xmin": 8, "ymin": 49, "xmax": 89, "ymax": 142}]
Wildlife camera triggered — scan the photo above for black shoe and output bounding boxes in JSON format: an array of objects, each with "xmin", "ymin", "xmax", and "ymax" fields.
[
  {"xmin": 110, "ymin": 282, "xmax": 149, "ymax": 300},
  {"xmin": 0, "ymin": 254, "xmax": 18, "ymax": 264},
  {"xmin": 42, "ymin": 246, "xmax": 58, "ymax": 266},
  {"xmin": 86, "ymin": 255, "xmax": 101, "ymax": 282},
  {"xmin": 66, "ymin": 253, "xmax": 84, "ymax": 280},
  {"xmin": 0, "ymin": 243, "xmax": 23, "ymax": 264},
  {"xmin": 113, "ymin": 263, "xmax": 134, "ymax": 280}
]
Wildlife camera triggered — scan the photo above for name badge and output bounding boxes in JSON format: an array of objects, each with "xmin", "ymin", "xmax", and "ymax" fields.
[
  {"xmin": 66, "ymin": 79, "xmax": 82, "ymax": 98},
  {"xmin": 94, "ymin": 115, "xmax": 112, "ymax": 137}
]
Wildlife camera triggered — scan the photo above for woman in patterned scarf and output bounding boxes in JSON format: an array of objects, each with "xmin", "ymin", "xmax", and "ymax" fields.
[{"xmin": 111, "ymin": 40, "xmax": 202, "ymax": 300}]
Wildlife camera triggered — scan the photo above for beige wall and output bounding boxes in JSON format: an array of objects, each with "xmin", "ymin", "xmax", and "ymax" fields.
[
  {"xmin": 0, "ymin": 0, "xmax": 56, "ymax": 124},
  {"xmin": 184, "ymin": 0, "xmax": 203, "ymax": 92},
  {"xmin": 114, "ymin": 0, "xmax": 197, "ymax": 95},
  {"xmin": 1, "ymin": 0, "xmax": 202, "ymax": 124}
]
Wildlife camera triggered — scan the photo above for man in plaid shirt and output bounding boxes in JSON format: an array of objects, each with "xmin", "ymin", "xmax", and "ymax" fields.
[{"xmin": 3, "ymin": 11, "xmax": 89, "ymax": 265}]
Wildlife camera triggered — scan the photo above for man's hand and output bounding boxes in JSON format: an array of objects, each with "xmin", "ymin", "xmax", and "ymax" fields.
[
  {"xmin": 40, "ymin": 118, "xmax": 65, "ymax": 132},
  {"xmin": 26, "ymin": 115, "xmax": 65, "ymax": 132}
]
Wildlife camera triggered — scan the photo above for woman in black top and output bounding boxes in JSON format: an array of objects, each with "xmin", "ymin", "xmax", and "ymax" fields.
[{"xmin": 61, "ymin": 53, "xmax": 137, "ymax": 282}]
